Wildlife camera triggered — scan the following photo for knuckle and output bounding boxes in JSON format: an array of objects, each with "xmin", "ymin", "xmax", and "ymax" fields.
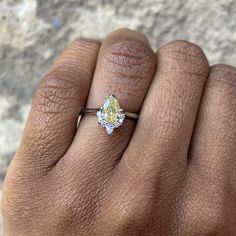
[
  {"xmin": 36, "ymin": 71, "xmax": 80, "ymax": 114},
  {"xmin": 103, "ymin": 39, "xmax": 156, "ymax": 81},
  {"xmin": 61, "ymin": 38, "xmax": 101, "ymax": 62},
  {"xmin": 72, "ymin": 38, "xmax": 101, "ymax": 48},
  {"xmin": 210, "ymin": 64, "xmax": 236, "ymax": 90},
  {"xmin": 208, "ymin": 64, "xmax": 236, "ymax": 122},
  {"xmin": 72, "ymin": 38, "xmax": 101, "ymax": 51},
  {"xmin": 158, "ymin": 40, "xmax": 209, "ymax": 76}
]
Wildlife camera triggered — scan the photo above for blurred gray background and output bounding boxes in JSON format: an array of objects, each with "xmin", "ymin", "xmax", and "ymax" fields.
[{"xmin": 1, "ymin": 0, "xmax": 236, "ymax": 233}]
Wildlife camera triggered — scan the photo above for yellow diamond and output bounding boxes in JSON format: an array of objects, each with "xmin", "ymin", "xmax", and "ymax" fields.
[
  {"xmin": 103, "ymin": 95, "xmax": 120, "ymax": 124},
  {"xmin": 97, "ymin": 95, "xmax": 125, "ymax": 134}
]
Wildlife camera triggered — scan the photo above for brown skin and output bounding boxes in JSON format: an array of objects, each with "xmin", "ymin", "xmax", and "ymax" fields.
[{"xmin": 1, "ymin": 28, "xmax": 236, "ymax": 236}]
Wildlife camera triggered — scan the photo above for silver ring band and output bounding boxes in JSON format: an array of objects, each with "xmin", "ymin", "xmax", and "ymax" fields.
[{"xmin": 81, "ymin": 108, "xmax": 139, "ymax": 120}]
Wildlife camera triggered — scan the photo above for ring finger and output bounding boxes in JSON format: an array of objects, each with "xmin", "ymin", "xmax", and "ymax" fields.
[{"xmin": 56, "ymin": 29, "xmax": 157, "ymax": 182}]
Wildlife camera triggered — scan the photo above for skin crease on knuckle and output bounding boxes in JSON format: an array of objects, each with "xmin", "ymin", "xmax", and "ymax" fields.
[
  {"xmin": 158, "ymin": 40, "xmax": 209, "ymax": 77},
  {"xmin": 2, "ymin": 33, "xmax": 236, "ymax": 235},
  {"xmin": 105, "ymin": 39, "xmax": 155, "ymax": 82}
]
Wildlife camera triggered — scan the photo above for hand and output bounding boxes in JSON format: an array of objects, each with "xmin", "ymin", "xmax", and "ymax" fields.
[{"xmin": 2, "ymin": 28, "xmax": 236, "ymax": 236}]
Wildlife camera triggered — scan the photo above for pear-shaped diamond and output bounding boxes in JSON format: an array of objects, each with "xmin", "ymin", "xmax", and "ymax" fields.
[{"xmin": 97, "ymin": 95, "xmax": 125, "ymax": 134}]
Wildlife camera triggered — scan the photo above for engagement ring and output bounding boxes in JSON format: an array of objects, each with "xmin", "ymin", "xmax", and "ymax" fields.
[{"xmin": 82, "ymin": 95, "xmax": 138, "ymax": 134}]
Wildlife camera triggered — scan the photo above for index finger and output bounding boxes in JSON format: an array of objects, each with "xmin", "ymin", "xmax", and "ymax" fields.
[{"xmin": 15, "ymin": 39, "xmax": 100, "ymax": 172}]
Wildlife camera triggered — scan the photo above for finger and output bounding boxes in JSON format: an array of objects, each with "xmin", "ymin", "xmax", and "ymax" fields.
[
  {"xmin": 189, "ymin": 64, "xmax": 236, "ymax": 169},
  {"xmin": 16, "ymin": 39, "xmax": 100, "ymax": 171},
  {"xmin": 61, "ymin": 29, "xmax": 157, "ymax": 178},
  {"xmin": 181, "ymin": 65, "xmax": 236, "ymax": 234},
  {"xmin": 122, "ymin": 40, "xmax": 209, "ymax": 173},
  {"xmin": 99, "ymin": 41, "xmax": 209, "ymax": 231}
]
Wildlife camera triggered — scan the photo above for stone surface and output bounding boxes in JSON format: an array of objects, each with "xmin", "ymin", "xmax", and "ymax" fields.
[{"xmin": 1, "ymin": 0, "xmax": 236, "ymax": 233}]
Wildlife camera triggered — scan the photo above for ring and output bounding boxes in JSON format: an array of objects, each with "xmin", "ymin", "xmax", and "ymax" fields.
[{"xmin": 81, "ymin": 95, "xmax": 139, "ymax": 134}]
